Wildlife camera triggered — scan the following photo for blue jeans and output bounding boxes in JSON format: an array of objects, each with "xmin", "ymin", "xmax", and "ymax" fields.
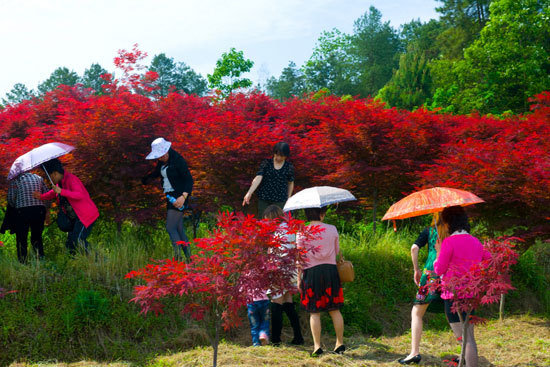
[
  {"xmin": 66, "ymin": 220, "xmax": 94, "ymax": 254},
  {"xmin": 247, "ymin": 300, "xmax": 270, "ymax": 346}
]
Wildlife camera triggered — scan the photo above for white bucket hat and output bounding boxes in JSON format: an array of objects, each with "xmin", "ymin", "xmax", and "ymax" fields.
[{"xmin": 146, "ymin": 137, "xmax": 172, "ymax": 160}]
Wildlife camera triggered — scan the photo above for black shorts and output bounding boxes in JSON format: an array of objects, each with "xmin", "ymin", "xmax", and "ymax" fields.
[{"xmin": 444, "ymin": 299, "xmax": 474, "ymax": 323}]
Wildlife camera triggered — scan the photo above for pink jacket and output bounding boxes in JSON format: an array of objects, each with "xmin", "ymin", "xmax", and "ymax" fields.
[
  {"xmin": 297, "ymin": 222, "xmax": 339, "ymax": 270},
  {"xmin": 41, "ymin": 172, "xmax": 99, "ymax": 228},
  {"xmin": 434, "ymin": 233, "xmax": 491, "ymax": 299}
]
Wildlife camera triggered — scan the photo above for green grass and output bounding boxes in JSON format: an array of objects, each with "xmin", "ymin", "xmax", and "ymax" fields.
[{"xmin": 0, "ymin": 213, "xmax": 548, "ymax": 366}]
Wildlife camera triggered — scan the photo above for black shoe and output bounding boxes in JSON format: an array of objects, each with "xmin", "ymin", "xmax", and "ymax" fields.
[
  {"xmin": 398, "ymin": 354, "xmax": 421, "ymax": 364},
  {"xmin": 311, "ymin": 348, "xmax": 323, "ymax": 357},
  {"xmin": 290, "ymin": 337, "xmax": 304, "ymax": 345},
  {"xmin": 333, "ymin": 345, "xmax": 346, "ymax": 354}
]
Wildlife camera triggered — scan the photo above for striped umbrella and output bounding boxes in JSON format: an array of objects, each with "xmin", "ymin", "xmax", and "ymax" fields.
[{"xmin": 382, "ymin": 187, "xmax": 484, "ymax": 221}]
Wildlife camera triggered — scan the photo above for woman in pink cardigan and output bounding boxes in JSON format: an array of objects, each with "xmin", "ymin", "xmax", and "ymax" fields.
[
  {"xmin": 434, "ymin": 206, "xmax": 490, "ymax": 367},
  {"xmin": 34, "ymin": 159, "xmax": 99, "ymax": 254}
]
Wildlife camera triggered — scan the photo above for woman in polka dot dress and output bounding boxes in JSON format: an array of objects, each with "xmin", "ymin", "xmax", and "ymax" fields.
[{"xmin": 242, "ymin": 142, "xmax": 295, "ymax": 216}]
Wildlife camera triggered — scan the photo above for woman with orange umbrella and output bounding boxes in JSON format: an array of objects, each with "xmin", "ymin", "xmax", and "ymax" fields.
[{"xmin": 383, "ymin": 187, "xmax": 484, "ymax": 365}]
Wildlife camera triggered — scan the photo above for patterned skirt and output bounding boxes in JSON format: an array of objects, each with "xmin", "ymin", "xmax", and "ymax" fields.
[
  {"xmin": 300, "ymin": 264, "xmax": 344, "ymax": 313},
  {"xmin": 414, "ymin": 269, "xmax": 442, "ymax": 308}
]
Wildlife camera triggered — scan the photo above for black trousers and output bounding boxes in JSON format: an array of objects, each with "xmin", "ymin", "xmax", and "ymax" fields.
[{"xmin": 15, "ymin": 206, "xmax": 46, "ymax": 263}]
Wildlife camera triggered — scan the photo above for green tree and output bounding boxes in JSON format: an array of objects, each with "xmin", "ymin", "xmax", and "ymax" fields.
[
  {"xmin": 81, "ymin": 63, "xmax": 109, "ymax": 94},
  {"xmin": 303, "ymin": 29, "xmax": 359, "ymax": 96},
  {"xmin": 351, "ymin": 6, "xmax": 402, "ymax": 97},
  {"xmin": 435, "ymin": 0, "xmax": 491, "ymax": 59},
  {"xmin": 432, "ymin": 0, "xmax": 550, "ymax": 114},
  {"xmin": 207, "ymin": 48, "xmax": 254, "ymax": 96},
  {"xmin": 400, "ymin": 19, "xmax": 445, "ymax": 60},
  {"xmin": 265, "ymin": 61, "xmax": 306, "ymax": 100},
  {"xmin": 376, "ymin": 50, "xmax": 432, "ymax": 110},
  {"xmin": 37, "ymin": 67, "xmax": 80, "ymax": 94},
  {"xmin": 149, "ymin": 53, "xmax": 208, "ymax": 97},
  {"xmin": 2, "ymin": 83, "xmax": 35, "ymax": 105}
]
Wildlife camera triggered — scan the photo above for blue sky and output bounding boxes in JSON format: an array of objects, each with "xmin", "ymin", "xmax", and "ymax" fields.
[{"xmin": 0, "ymin": 0, "xmax": 439, "ymax": 96}]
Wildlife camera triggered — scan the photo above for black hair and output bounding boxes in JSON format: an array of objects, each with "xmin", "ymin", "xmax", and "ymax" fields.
[
  {"xmin": 304, "ymin": 207, "xmax": 327, "ymax": 221},
  {"xmin": 441, "ymin": 205, "xmax": 470, "ymax": 234},
  {"xmin": 273, "ymin": 142, "xmax": 290, "ymax": 157},
  {"xmin": 263, "ymin": 205, "xmax": 284, "ymax": 220},
  {"xmin": 42, "ymin": 158, "xmax": 64, "ymax": 175}
]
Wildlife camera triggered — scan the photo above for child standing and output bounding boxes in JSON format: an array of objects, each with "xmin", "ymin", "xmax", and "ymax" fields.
[
  {"xmin": 263, "ymin": 204, "xmax": 304, "ymax": 345},
  {"xmin": 247, "ymin": 290, "xmax": 270, "ymax": 346}
]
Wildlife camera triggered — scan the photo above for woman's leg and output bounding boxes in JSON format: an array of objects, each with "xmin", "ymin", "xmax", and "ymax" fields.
[
  {"xmin": 29, "ymin": 206, "xmax": 46, "ymax": 259},
  {"xmin": 15, "ymin": 210, "xmax": 30, "ymax": 263},
  {"xmin": 450, "ymin": 322, "xmax": 478, "ymax": 367},
  {"xmin": 407, "ymin": 303, "xmax": 429, "ymax": 357},
  {"xmin": 309, "ymin": 312, "xmax": 322, "ymax": 351},
  {"xmin": 328, "ymin": 309, "xmax": 344, "ymax": 349},
  {"xmin": 271, "ymin": 296, "xmax": 284, "ymax": 344},
  {"xmin": 72, "ymin": 220, "xmax": 93, "ymax": 253},
  {"xmin": 282, "ymin": 292, "xmax": 303, "ymax": 344},
  {"xmin": 166, "ymin": 209, "xmax": 185, "ymax": 260}
]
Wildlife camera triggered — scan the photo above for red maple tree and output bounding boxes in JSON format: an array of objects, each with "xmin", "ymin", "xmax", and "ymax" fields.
[
  {"xmin": 126, "ymin": 212, "xmax": 321, "ymax": 366},
  {"xmin": 423, "ymin": 237, "xmax": 519, "ymax": 367}
]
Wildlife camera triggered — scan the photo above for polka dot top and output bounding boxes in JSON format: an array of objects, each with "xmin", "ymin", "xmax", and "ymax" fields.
[{"xmin": 256, "ymin": 158, "xmax": 295, "ymax": 202}]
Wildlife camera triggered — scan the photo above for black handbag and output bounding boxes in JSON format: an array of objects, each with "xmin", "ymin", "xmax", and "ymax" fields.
[{"xmin": 57, "ymin": 192, "xmax": 77, "ymax": 232}]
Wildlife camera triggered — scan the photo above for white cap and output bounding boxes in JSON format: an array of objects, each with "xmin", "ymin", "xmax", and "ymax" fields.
[{"xmin": 146, "ymin": 137, "xmax": 172, "ymax": 160}]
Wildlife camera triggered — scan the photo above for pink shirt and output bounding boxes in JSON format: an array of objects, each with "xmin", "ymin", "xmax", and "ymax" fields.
[
  {"xmin": 297, "ymin": 222, "xmax": 339, "ymax": 270},
  {"xmin": 41, "ymin": 172, "xmax": 99, "ymax": 228},
  {"xmin": 434, "ymin": 233, "xmax": 491, "ymax": 299}
]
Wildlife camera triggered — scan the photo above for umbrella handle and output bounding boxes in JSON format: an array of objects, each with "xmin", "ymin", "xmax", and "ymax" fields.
[{"xmin": 42, "ymin": 164, "xmax": 55, "ymax": 187}]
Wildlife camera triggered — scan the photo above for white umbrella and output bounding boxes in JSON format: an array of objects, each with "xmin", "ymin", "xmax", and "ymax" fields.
[
  {"xmin": 283, "ymin": 186, "xmax": 356, "ymax": 212},
  {"xmin": 7, "ymin": 142, "xmax": 75, "ymax": 182}
]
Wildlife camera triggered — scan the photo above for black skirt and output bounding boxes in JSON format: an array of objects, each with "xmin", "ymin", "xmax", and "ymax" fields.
[{"xmin": 300, "ymin": 263, "xmax": 344, "ymax": 313}]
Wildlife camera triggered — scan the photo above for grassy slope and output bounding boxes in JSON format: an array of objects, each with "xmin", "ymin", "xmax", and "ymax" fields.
[{"xmin": 9, "ymin": 315, "xmax": 550, "ymax": 367}]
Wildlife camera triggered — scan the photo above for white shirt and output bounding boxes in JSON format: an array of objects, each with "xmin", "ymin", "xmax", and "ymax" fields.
[{"xmin": 161, "ymin": 165, "xmax": 174, "ymax": 193}]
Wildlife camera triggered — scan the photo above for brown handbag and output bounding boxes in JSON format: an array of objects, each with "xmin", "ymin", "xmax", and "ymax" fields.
[{"xmin": 337, "ymin": 257, "xmax": 355, "ymax": 283}]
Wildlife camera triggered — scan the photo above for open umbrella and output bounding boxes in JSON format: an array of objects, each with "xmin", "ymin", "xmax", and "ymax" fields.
[
  {"xmin": 382, "ymin": 187, "xmax": 484, "ymax": 221},
  {"xmin": 7, "ymin": 142, "xmax": 75, "ymax": 183},
  {"xmin": 283, "ymin": 186, "xmax": 356, "ymax": 212}
]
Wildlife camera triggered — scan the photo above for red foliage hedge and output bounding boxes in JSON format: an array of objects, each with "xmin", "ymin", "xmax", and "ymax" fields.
[{"xmin": 1, "ymin": 78, "xmax": 548, "ymax": 236}]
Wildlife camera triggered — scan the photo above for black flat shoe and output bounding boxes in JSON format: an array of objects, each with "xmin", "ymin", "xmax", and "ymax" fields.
[
  {"xmin": 311, "ymin": 348, "xmax": 323, "ymax": 357},
  {"xmin": 333, "ymin": 345, "xmax": 346, "ymax": 354},
  {"xmin": 290, "ymin": 337, "xmax": 304, "ymax": 345},
  {"xmin": 398, "ymin": 354, "xmax": 421, "ymax": 364}
]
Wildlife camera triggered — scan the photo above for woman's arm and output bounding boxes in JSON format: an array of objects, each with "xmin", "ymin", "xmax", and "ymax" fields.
[
  {"xmin": 287, "ymin": 181, "xmax": 294, "ymax": 199},
  {"xmin": 7, "ymin": 180, "xmax": 17, "ymax": 207},
  {"xmin": 141, "ymin": 163, "xmax": 161, "ymax": 185},
  {"xmin": 434, "ymin": 239, "xmax": 453, "ymax": 276},
  {"xmin": 242, "ymin": 175, "xmax": 263, "ymax": 206},
  {"xmin": 411, "ymin": 244, "xmax": 421, "ymax": 286}
]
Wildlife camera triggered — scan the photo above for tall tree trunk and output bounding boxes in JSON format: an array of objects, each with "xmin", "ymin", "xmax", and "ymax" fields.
[
  {"xmin": 499, "ymin": 294, "xmax": 505, "ymax": 321},
  {"xmin": 212, "ymin": 319, "xmax": 219, "ymax": 367}
]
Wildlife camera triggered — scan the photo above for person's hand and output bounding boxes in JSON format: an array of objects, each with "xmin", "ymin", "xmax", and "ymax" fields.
[
  {"xmin": 242, "ymin": 192, "xmax": 252, "ymax": 206},
  {"xmin": 33, "ymin": 191, "xmax": 42, "ymax": 200},
  {"xmin": 414, "ymin": 269, "xmax": 421, "ymax": 287},
  {"xmin": 174, "ymin": 195, "xmax": 186, "ymax": 209},
  {"xmin": 52, "ymin": 185, "xmax": 62, "ymax": 195},
  {"xmin": 44, "ymin": 212, "xmax": 51, "ymax": 226}
]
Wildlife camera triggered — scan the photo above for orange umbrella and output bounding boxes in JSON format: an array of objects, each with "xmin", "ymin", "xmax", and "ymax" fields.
[{"xmin": 382, "ymin": 187, "xmax": 484, "ymax": 221}]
